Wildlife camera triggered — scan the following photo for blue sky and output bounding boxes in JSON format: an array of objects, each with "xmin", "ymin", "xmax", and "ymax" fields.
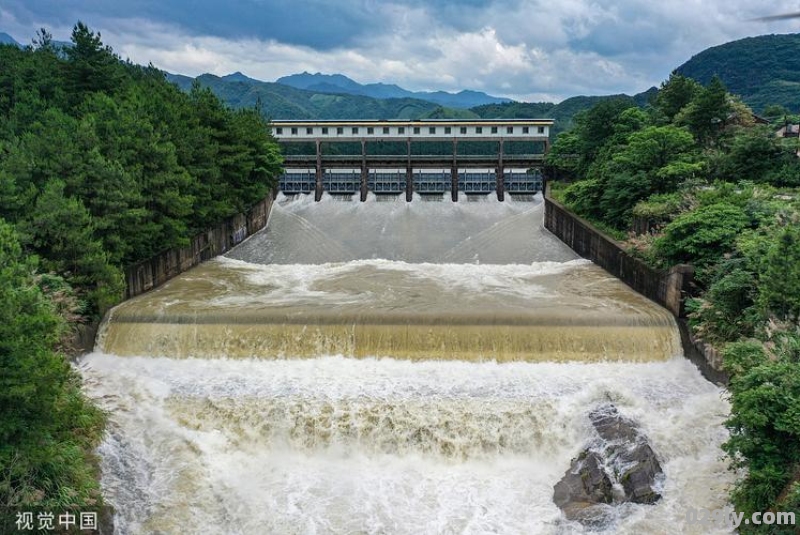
[{"xmin": 1, "ymin": 0, "xmax": 798, "ymax": 101}]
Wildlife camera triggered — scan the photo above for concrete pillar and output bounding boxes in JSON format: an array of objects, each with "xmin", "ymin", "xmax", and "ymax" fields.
[
  {"xmin": 451, "ymin": 165, "xmax": 458, "ymax": 202},
  {"xmin": 406, "ymin": 166, "xmax": 413, "ymax": 202},
  {"xmin": 406, "ymin": 139, "xmax": 413, "ymax": 202},
  {"xmin": 315, "ymin": 139, "xmax": 323, "ymax": 201},
  {"xmin": 452, "ymin": 139, "xmax": 458, "ymax": 202},
  {"xmin": 496, "ymin": 139, "xmax": 505, "ymax": 202},
  {"xmin": 360, "ymin": 139, "xmax": 368, "ymax": 202}
]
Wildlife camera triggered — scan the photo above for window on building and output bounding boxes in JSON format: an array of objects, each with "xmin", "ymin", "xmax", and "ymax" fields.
[
  {"xmin": 413, "ymin": 127, "xmax": 421, "ymax": 134},
  {"xmin": 506, "ymin": 126, "xmax": 514, "ymax": 134},
  {"xmin": 322, "ymin": 127, "xmax": 329, "ymax": 134},
  {"xmin": 306, "ymin": 127, "xmax": 313, "ymax": 135},
  {"xmin": 383, "ymin": 127, "xmax": 390, "ymax": 134},
  {"xmin": 522, "ymin": 126, "xmax": 529, "ymax": 134},
  {"xmin": 491, "ymin": 126, "xmax": 498, "ymax": 134},
  {"xmin": 275, "ymin": 127, "xmax": 283, "ymax": 135},
  {"xmin": 337, "ymin": 127, "xmax": 344, "ymax": 135},
  {"xmin": 352, "ymin": 127, "xmax": 359, "ymax": 134},
  {"xmin": 367, "ymin": 127, "xmax": 374, "ymax": 134},
  {"xmin": 460, "ymin": 127, "xmax": 467, "ymax": 134},
  {"xmin": 398, "ymin": 127, "xmax": 405, "ymax": 134},
  {"xmin": 476, "ymin": 127, "xmax": 483, "ymax": 134},
  {"xmin": 429, "ymin": 127, "xmax": 436, "ymax": 134},
  {"xmin": 444, "ymin": 127, "xmax": 452, "ymax": 134},
  {"xmin": 291, "ymin": 127, "xmax": 298, "ymax": 135},
  {"xmin": 538, "ymin": 126, "xmax": 545, "ymax": 134}
]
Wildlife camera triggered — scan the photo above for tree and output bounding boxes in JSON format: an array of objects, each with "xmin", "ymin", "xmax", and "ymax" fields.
[
  {"xmin": 654, "ymin": 72, "xmax": 702, "ymax": 122},
  {"xmin": 676, "ymin": 76, "xmax": 731, "ymax": 145},
  {"xmin": 24, "ymin": 180, "xmax": 123, "ymax": 313},
  {"xmin": 65, "ymin": 22, "xmax": 122, "ymax": 101},
  {"xmin": 758, "ymin": 225, "xmax": 800, "ymax": 322},
  {"xmin": 655, "ymin": 202, "xmax": 750, "ymax": 281},
  {"xmin": 0, "ymin": 219, "xmax": 105, "ymax": 507}
]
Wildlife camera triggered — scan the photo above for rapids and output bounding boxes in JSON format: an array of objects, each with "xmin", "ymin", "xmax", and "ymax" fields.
[{"xmin": 80, "ymin": 193, "xmax": 734, "ymax": 534}]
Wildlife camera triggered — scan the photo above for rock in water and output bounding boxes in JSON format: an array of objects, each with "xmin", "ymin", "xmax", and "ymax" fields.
[{"xmin": 553, "ymin": 403, "xmax": 664, "ymax": 526}]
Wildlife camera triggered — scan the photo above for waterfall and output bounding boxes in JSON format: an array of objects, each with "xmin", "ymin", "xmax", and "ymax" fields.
[{"xmin": 80, "ymin": 193, "xmax": 734, "ymax": 534}]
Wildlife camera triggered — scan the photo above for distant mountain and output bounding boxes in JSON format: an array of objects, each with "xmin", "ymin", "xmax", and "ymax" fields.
[
  {"xmin": 676, "ymin": 33, "xmax": 800, "ymax": 113},
  {"xmin": 276, "ymin": 72, "xmax": 512, "ymax": 109},
  {"xmin": 0, "ymin": 32, "xmax": 20, "ymax": 47},
  {"xmin": 167, "ymin": 73, "xmax": 442, "ymax": 120},
  {"xmin": 167, "ymin": 70, "xmax": 657, "ymax": 136}
]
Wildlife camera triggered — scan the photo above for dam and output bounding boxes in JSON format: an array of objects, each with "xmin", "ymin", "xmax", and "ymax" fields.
[{"xmin": 80, "ymin": 193, "xmax": 734, "ymax": 534}]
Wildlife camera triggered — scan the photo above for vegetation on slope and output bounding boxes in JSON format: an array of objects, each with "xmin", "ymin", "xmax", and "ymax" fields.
[
  {"xmin": 676, "ymin": 33, "xmax": 800, "ymax": 113},
  {"xmin": 547, "ymin": 73, "xmax": 800, "ymax": 532},
  {"xmin": 168, "ymin": 72, "xmax": 443, "ymax": 120},
  {"xmin": 0, "ymin": 23, "xmax": 282, "ymax": 510}
]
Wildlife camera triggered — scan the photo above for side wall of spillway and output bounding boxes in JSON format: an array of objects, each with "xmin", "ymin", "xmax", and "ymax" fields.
[
  {"xmin": 123, "ymin": 193, "xmax": 275, "ymax": 299},
  {"xmin": 543, "ymin": 187, "xmax": 727, "ymax": 378}
]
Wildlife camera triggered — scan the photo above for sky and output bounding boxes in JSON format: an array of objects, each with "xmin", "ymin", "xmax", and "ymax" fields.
[{"xmin": 1, "ymin": 0, "xmax": 799, "ymax": 102}]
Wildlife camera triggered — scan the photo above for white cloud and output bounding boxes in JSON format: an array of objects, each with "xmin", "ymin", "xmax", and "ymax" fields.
[{"xmin": 3, "ymin": 0, "xmax": 800, "ymax": 102}]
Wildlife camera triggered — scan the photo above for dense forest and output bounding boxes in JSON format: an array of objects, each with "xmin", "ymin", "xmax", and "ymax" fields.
[
  {"xmin": 676, "ymin": 33, "xmax": 800, "ymax": 113},
  {"xmin": 547, "ymin": 74, "xmax": 800, "ymax": 532},
  {"xmin": 0, "ymin": 24, "xmax": 282, "ymax": 511}
]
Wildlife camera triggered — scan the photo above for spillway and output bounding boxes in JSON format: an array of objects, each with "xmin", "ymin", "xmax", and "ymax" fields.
[{"xmin": 80, "ymin": 193, "xmax": 734, "ymax": 534}]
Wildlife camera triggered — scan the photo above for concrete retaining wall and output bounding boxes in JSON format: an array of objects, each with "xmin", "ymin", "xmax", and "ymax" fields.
[
  {"xmin": 124, "ymin": 195, "xmax": 273, "ymax": 299},
  {"xmin": 543, "ymin": 189, "xmax": 726, "ymax": 381},
  {"xmin": 544, "ymin": 193, "xmax": 692, "ymax": 318}
]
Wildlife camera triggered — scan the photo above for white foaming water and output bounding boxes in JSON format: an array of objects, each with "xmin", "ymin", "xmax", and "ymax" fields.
[
  {"xmin": 227, "ymin": 192, "xmax": 577, "ymax": 265},
  {"xmin": 80, "ymin": 354, "xmax": 733, "ymax": 534},
  {"xmin": 82, "ymin": 194, "xmax": 735, "ymax": 533}
]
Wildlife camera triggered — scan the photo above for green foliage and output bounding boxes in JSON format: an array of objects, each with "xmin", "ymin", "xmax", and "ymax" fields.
[
  {"xmin": 560, "ymin": 179, "xmax": 604, "ymax": 220},
  {"xmin": 549, "ymin": 63, "xmax": 800, "ymax": 526},
  {"xmin": 708, "ymin": 126, "xmax": 800, "ymax": 186},
  {"xmin": 725, "ymin": 357, "xmax": 800, "ymax": 518},
  {"xmin": 632, "ymin": 192, "xmax": 685, "ymax": 219},
  {"xmin": 655, "ymin": 202, "xmax": 750, "ymax": 280},
  {"xmin": 654, "ymin": 72, "xmax": 702, "ymax": 122},
  {"xmin": 675, "ymin": 76, "xmax": 731, "ymax": 145},
  {"xmin": 722, "ymin": 341, "xmax": 768, "ymax": 376},
  {"xmin": 172, "ymin": 73, "xmax": 441, "ymax": 121},
  {"xmin": 758, "ymin": 225, "xmax": 800, "ymax": 322},
  {"xmin": 0, "ymin": 24, "xmax": 282, "ymax": 313},
  {"xmin": 0, "ymin": 220, "xmax": 105, "ymax": 508},
  {"xmin": 675, "ymin": 33, "xmax": 800, "ymax": 113}
]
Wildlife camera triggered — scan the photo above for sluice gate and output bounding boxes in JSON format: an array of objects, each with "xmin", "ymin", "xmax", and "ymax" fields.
[
  {"xmin": 271, "ymin": 119, "xmax": 551, "ymax": 201},
  {"xmin": 279, "ymin": 169, "xmax": 544, "ymax": 198}
]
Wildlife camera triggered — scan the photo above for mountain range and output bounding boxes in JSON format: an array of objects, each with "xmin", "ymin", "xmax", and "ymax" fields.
[
  {"xmin": 166, "ymin": 32, "xmax": 800, "ymax": 134},
  {"xmin": 0, "ymin": 32, "xmax": 20, "ymax": 46},
  {"xmin": 275, "ymin": 72, "xmax": 511, "ymax": 109},
  {"xmin": 5, "ymin": 28, "xmax": 799, "ymax": 132},
  {"xmin": 676, "ymin": 33, "xmax": 800, "ymax": 113}
]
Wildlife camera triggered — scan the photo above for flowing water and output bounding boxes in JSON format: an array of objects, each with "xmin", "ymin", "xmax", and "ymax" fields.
[{"xmin": 80, "ymin": 193, "xmax": 734, "ymax": 534}]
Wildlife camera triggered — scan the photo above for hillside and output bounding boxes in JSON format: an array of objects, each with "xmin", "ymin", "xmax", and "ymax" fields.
[
  {"xmin": 167, "ymin": 73, "xmax": 441, "ymax": 120},
  {"xmin": 676, "ymin": 33, "xmax": 800, "ymax": 112},
  {"xmin": 0, "ymin": 32, "xmax": 20, "ymax": 46},
  {"xmin": 168, "ymin": 71, "xmax": 657, "ymax": 135},
  {"xmin": 276, "ymin": 71, "xmax": 511, "ymax": 108},
  {"xmin": 472, "ymin": 89, "xmax": 656, "ymax": 135}
]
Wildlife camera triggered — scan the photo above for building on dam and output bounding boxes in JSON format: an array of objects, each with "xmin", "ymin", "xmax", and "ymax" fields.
[{"xmin": 269, "ymin": 119, "xmax": 553, "ymax": 201}]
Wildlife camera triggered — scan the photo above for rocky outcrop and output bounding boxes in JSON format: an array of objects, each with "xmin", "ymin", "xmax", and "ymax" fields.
[{"xmin": 553, "ymin": 404, "xmax": 664, "ymax": 526}]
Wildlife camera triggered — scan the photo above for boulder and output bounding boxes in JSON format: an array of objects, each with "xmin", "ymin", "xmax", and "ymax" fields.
[{"xmin": 553, "ymin": 403, "xmax": 664, "ymax": 526}]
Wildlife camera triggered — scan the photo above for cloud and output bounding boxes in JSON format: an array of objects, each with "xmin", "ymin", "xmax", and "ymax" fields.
[{"xmin": 2, "ymin": 0, "xmax": 800, "ymax": 102}]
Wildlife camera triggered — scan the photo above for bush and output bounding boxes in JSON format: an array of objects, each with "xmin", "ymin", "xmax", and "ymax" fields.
[{"xmin": 655, "ymin": 202, "xmax": 750, "ymax": 283}]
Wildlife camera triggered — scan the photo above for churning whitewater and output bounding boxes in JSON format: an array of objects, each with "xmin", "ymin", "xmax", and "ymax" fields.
[{"xmin": 80, "ymin": 193, "xmax": 734, "ymax": 534}]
